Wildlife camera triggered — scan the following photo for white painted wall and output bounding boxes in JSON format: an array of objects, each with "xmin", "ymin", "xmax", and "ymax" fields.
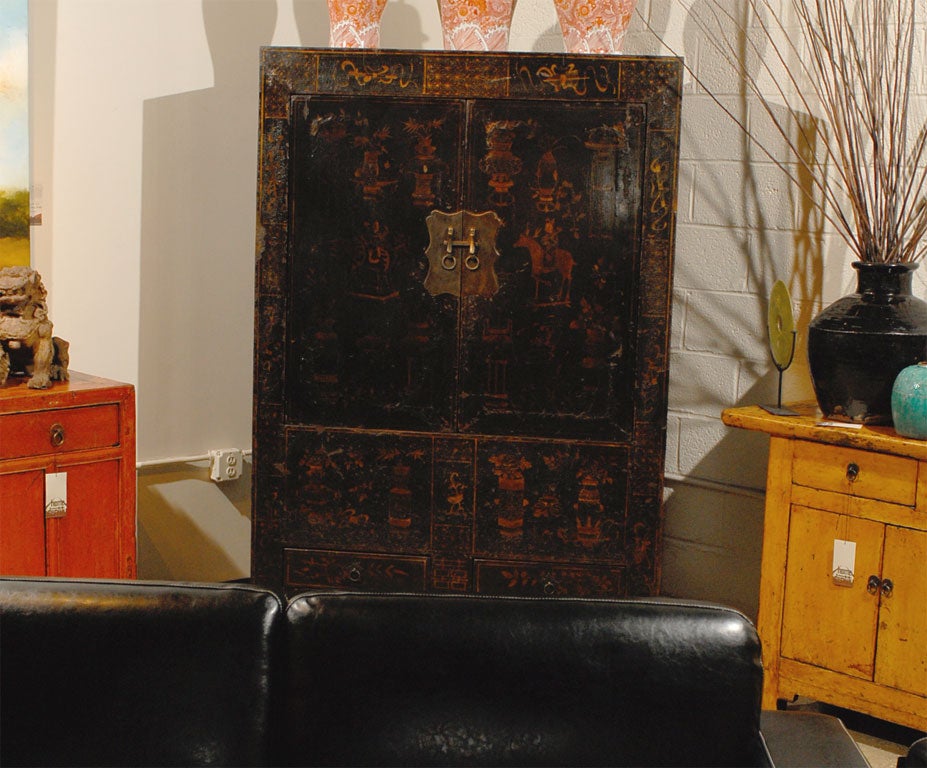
[{"xmin": 27, "ymin": 0, "xmax": 927, "ymax": 614}]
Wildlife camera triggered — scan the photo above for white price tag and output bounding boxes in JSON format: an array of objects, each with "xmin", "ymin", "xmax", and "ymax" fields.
[
  {"xmin": 832, "ymin": 539, "xmax": 856, "ymax": 586},
  {"xmin": 45, "ymin": 472, "xmax": 67, "ymax": 518}
]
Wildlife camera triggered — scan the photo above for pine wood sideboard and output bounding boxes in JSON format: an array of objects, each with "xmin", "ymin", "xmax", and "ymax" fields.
[
  {"xmin": 0, "ymin": 372, "xmax": 137, "ymax": 578},
  {"xmin": 722, "ymin": 403, "xmax": 927, "ymax": 730},
  {"xmin": 252, "ymin": 49, "xmax": 682, "ymax": 599}
]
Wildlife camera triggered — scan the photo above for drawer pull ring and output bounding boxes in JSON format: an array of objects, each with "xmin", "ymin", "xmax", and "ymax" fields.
[
  {"xmin": 348, "ymin": 566, "xmax": 362, "ymax": 583},
  {"xmin": 881, "ymin": 578, "xmax": 894, "ymax": 597},
  {"xmin": 867, "ymin": 575, "xmax": 881, "ymax": 594},
  {"xmin": 49, "ymin": 423, "xmax": 66, "ymax": 448},
  {"xmin": 846, "ymin": 462, "xmax": 860, "ymax": 482},
  {"xmin": 542, "ymin": 579, "xmax": 557, "ymax": 596}
]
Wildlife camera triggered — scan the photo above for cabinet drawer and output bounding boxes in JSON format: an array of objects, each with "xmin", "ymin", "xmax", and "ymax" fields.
[
  {"xmin": 475, "ymin": 559, "xmax": 623, "ymax": 597},
  {"xmin": 284, "ymin": 548, "xmax": 428, "ymax": 595},
  {"xmin": 792, "ymin": 441, "xmax": 918, "ymax": 507},
  {"xmin": 0, "ymin": 404, "xmax": 121, "ymax": 460}
]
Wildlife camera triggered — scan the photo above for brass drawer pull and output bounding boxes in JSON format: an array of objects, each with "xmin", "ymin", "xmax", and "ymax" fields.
[
  {"xmin": 49, "ymin": 423, "xmax": 66, "ymax": 448},
  {"xmin": 846, "ymin": 462, "xmax": 860, "ymax": 482}
]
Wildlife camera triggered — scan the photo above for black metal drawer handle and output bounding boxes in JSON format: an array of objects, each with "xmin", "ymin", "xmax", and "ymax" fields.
[
  {"xmin": 347, "ymin": 565, "xmax": 362, "ymax": 584},
  {"xmin": 867, "ymin": 575, "xmax": 894, "ymax": 597},
  {"xmin": 846, "ymin": 462, "xmax": 860, "ymax": 482}
]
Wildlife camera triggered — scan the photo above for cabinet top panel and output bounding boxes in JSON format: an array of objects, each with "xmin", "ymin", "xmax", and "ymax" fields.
[
  {"xmin": 722, "ymin": 403, "xmax": 927, "ymax": 461},
  {"xmin": 259, "ymin": 48, "xmax": 683, "ymax": 127},
  {"xmin": 0, "ymin": 372, "xmax": 134, "ymax": 415}
]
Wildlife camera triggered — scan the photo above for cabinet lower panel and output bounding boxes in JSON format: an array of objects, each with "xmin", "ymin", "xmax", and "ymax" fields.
[{"xmin": 266, "ymin": 426, "xmax": 641, "ymax": 599}]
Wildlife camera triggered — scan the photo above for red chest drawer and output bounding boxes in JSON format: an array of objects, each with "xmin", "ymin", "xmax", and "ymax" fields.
[{"xmin": 0, "ymin": 404, "xmax": 120, "ymax": 460}]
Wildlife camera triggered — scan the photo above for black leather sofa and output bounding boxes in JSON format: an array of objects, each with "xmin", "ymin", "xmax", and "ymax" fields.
[
  {"xmin": 0, "ymin": 577, "xmax": 870, "ymax": 767},
  {"xmin": 901, "ymin": 737, "xmax": 927, "ymax": 767}
]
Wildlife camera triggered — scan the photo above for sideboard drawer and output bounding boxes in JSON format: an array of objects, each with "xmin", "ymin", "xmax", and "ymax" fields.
[
  {"xmin": 474, "ymin": 559, "xmax": 623, "ymax": 597},
  {"xmin": 0, "ymin": 404, "xmax": 121, "ymax": 460},
  {"xmin": 284, "ymin": 548, "xmax": 428, "ymax": 594},
  {"xmin": 792, "ymin": 441, "xmax": 918, "ymax": 507}
]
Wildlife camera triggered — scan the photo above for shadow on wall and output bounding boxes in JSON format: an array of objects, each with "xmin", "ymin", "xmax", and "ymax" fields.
[
  {"xmin": 138, "ymin": 0, "xmax": 276, "ymax": 460},
  {"xmin": 137, "ymin": 0, "xmax": 276, "ymax": 579},
  {"xmin": 137, "ymin": 461, "xmax": 252, "ymax": 582},
  {"xmin": 633, "ymin": 2, "xmax": 827, "ymax": 618}
]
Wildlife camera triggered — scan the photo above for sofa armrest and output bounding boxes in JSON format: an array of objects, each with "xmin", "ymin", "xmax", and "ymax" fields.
[{"xmin": 760, "ymin": 710, "xmax": 870, "ymax": 768}]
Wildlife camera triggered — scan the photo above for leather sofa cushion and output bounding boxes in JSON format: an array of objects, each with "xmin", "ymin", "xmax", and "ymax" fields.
[
  {"xmin": 284, "ymin": 592, "xmax": 766, "ymax": 767},
  {"xmin": 0, "ymin": 578, "xmax": 284, "ymax": 767}
]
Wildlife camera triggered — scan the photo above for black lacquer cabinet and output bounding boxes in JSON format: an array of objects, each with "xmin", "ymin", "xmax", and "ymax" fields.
[{"xmin": 253, "ymin": 49, "xmax": 682, "ymax": 598}]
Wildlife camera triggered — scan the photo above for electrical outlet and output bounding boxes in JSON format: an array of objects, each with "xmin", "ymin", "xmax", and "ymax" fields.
[{"xmin": 209, "ymin": 448, "xmax": 243, "ymax": 483}]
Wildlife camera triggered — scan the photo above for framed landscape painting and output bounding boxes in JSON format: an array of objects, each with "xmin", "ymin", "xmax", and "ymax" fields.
[{"xmin": 0, "ymin": 0, "xmax": 29, "ymax": 267}]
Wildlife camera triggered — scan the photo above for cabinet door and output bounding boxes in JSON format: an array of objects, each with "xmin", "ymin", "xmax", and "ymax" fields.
[
  {"xmin": 876, "ymin": 525, "xmax": 927, "ymax": 695},
  {"xmin": 780, "ymin": 504, "xmax": 884, "ymax": 679},
  {"xmin": 286, "ymin": 95, "xmax": 464, "ymax": 432},
  {"xmin": 0, "ymin": 468, "xmax": 46, "ymax": 576},
  {"xmin": 285, "ymin": 93, "xmax": 644, "ymax": 444},
  {"xmin": 45, "ymin": 459, "xmax": 124, "ymax": 578},
  {"xmin": 457, "ymin": 100, "xmax": 643, "ymax": 442}
]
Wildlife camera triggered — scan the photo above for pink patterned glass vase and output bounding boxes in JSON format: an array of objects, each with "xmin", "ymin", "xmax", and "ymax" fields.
[
  {"xmin": 553, "ymin": 0, "xmax": 638, "ymax": 54},
  {"xmin": 327, "ymin": 0, "xmax": 389, "ymax": 48},
  {"xmin": 437, "ymin": 0, "xmax": 517, "ymax": 51}
]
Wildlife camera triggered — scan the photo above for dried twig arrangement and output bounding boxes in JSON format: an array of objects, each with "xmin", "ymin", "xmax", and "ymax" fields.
[{"xmin": 657, "ymin": 0, "xmax": 927, "ymax": 263}]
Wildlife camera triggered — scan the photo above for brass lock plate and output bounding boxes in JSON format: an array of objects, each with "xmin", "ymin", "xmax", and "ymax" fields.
[{"xmin": 424, "ymin": 210, "xmax": 502, "ymax": 298}]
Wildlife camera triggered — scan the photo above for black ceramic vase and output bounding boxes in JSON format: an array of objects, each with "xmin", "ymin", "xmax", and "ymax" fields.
[{"xmin": 808, "ymin": 261, "xmax": 927, "ymax": 424}]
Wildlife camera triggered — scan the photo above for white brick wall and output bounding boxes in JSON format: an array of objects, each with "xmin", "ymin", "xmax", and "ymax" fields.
[{"xmin": 629, "ymin": 0, "xmax": 927, "ymax": 617}]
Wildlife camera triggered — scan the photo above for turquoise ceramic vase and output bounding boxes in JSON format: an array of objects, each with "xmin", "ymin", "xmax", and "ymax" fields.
[{"xmin": 891, "ymin": 362, "xmax": 927, "ymax": 439}]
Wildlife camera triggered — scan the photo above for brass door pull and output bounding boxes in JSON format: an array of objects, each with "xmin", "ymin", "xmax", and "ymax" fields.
[
  {"xmin": 49, "ymin": 423, "xmax": 66, "ymax": 448},
  {"xmin": 425, "ymin": 211, "xmax": 501, "ymax": 298}
]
